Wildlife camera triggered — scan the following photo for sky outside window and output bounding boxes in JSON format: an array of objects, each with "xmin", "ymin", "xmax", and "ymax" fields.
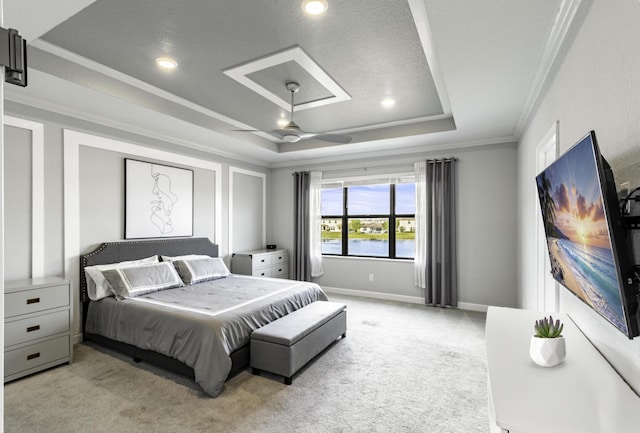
[
  {"xmin": 396, "ymin": 183, "xmax": 415, "ymax": 214},
  {"xmin": 348, "ymin": 184, "xmax": 389, "ymax": 215},
  {"xmin": 322, "ymin": 183, "xmax": 416, "ymax": 215},
  {"xmin": 321, "ymin": 188, "xmax": 343, "ymax": 215}
]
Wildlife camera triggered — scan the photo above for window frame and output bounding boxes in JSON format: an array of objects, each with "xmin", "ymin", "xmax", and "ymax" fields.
[{"xmin": 321, "ymin": 180, "xmax": 415, "ymax": 260}]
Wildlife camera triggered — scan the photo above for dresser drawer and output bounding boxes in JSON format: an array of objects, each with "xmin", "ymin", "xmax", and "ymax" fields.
[
  {"xmin": 5, "ymin": 336, "xmax": 70, "ymax": 377},
  {"xmin": 271, "ymin": 262, "xmax": 289, "ymax": 278},
  {"xmin": 5, "ymin": 284, "xmax": 69, "ymax": 317},
  {"xmin": 252, "ymin": 263, "xmax": 289, "ymax": 278},
  {"xmin": 5, "ymin": 310, "xmax": 70, "ymax": 347},
  {"xmin": 252, "ymin": 267, "xmax": 273, "ymax": 278},
  {"xmin": 251, "ymin": 253, "xmax": 273, "ymax": 269},
  {"xmin": 271, "ymin": 251, "xmax": 287, "ymax": 264}
]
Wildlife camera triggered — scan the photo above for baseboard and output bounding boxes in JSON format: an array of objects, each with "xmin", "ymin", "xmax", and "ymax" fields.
[
  {"xmin": 322, "ymin": 286, "xmax": 489, "ymax": 313},
  {"xmin": 457, "ymin": 302, "xmax": 489, "ymax": 313}
]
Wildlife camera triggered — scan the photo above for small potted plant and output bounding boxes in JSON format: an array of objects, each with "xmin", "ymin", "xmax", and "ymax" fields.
[{"xmin": 529, "ymin": 315, "xmax": 566, "ymax": 367}]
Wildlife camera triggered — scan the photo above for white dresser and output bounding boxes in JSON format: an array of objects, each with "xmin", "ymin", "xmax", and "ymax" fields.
[
  {"xmin": 232, "ymin": 248, "xmax": 289, "ymax": 278},
  {"xmin": 4, "ymin": 277, "xmax": 73, "ymax": 382}
]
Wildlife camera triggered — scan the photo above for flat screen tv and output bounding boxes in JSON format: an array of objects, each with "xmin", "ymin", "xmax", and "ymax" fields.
[{"xmin": 536, "ymin": 131, "xmax": 639, "ymax": 338}]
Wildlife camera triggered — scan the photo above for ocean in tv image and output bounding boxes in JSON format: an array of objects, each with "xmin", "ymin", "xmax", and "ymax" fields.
[{"xmin": 536, "ymin": 135, "xmax": 627, "ymax": 335}]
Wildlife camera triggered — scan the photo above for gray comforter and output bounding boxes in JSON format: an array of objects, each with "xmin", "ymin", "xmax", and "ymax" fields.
[{"xmin": 85, "ymin": 275, "xmax": 328, "ymax": 396}]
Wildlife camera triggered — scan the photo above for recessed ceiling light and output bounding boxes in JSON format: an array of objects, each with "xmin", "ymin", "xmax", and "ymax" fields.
[
  {"xmin": 155, "ymin": 57, "xmax": 178, "ymax": 70},
  {"xmin": 302, "ymin": 0, "xmax": 328, "ymax": 15},
  {"xmin": 381, "ymin": 97, "xmax": 395, "ymax": 108}
]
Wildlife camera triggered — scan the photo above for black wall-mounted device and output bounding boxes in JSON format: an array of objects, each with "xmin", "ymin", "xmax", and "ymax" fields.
[
  {"xmin": 0, "ymin": 27, "xmax": 27, "ymax": 87},
  {"xmin": 620, "ymin": 187, "xmax": 640, "ymax": 291}
]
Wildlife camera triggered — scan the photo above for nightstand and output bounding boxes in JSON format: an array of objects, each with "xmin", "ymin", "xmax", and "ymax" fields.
[
  {"xmin": 4, "ymin": 277, "xmax": 73, "ymax": 382},
  {"xmin": 232, "ymin": 248, "xmax": 289, "ymax": 278}
]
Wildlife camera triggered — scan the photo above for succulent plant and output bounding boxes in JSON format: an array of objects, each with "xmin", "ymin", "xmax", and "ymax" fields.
[{"xmin": 534, "ymin": 315, "xmax": 564, "ymax": 338}]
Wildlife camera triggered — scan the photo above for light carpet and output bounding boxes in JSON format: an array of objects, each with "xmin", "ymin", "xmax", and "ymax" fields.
[{"xmin": 4, "ymin": 295, "xmax": 489, "ymax": 433}]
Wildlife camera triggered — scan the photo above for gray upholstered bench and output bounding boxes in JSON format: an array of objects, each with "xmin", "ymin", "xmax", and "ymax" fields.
[{"xmin": 250, "ymin": 300, "xmax": 347, "ymax": 384}]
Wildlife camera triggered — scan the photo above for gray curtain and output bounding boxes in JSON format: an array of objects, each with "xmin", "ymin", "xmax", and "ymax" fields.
[
  {"xmin": 424, "ymin": 158, "xmax": 458, "ymax": 307},
  {"xmin": 292, "ymin": 171, "xmax": 312, "ymax": 281}
]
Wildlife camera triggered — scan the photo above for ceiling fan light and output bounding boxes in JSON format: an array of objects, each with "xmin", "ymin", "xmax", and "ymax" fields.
[
  {"xmin": 283, "ymin": 134, "xmax": 301, "ymax": 143},
  {"xmin": 302, "ymin": 0, "xmax": 328, "ymax": 15}
]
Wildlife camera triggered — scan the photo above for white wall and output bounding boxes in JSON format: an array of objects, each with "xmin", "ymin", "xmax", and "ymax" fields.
[
  {"xmin": 517, "ymin": 0, "xmax": 640, "ymax": 394},
  {"xmin": 270, "ymin": 143, "xmax": 519, "ymax": 310}
]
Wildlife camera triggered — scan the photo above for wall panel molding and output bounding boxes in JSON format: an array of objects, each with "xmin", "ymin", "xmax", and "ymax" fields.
[
  {"xmin": 4, "ymin": 116, "xmax": 45, "ymax": 278},
  {"xmin": 229, "ymin": 166, "xmax": 266, "ymax": 256}
]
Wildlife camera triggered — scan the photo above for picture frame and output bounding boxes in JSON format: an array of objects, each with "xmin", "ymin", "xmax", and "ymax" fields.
[{"xmin": 125, "ymin": 158, "xmax": 194, "ymax": 239}]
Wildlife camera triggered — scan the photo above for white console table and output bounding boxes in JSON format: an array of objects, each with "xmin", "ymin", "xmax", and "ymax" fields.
[{"xmin": 486, "ymin": 307, "xmax": 640, "ymax": 433}]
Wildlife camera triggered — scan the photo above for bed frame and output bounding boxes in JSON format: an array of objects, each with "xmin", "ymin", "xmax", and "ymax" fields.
[{"xmin": 80, "ymin": 237, "xmax": 249, "ymax": 380}]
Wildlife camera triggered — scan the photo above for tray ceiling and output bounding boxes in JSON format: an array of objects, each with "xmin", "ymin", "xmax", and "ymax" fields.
[{"xmin": 3, "ymin": 0, "xmax": 579, "ymax": 166}]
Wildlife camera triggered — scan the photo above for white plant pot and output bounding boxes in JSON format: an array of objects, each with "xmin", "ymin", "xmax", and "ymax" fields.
[{"xmin": 529, "ymin": 336, "xmax": 566, "ymax": 367}]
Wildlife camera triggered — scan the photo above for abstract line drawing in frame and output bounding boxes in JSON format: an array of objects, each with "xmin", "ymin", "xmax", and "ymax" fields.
[{"xmin": 125, "ymin": 158, "xmax": 194, "ymax": 239}]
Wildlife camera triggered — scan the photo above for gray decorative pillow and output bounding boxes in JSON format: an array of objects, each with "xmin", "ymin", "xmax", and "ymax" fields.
[
  {"xmin": 84, "ymin": 255, "xmax": 159, "ymax": 300},
  {"xmin": 173, "ymin": 257, "xmax": 231, "ymax": 285},
  {"xmin": 102, "ymin": 262, "xmax": 184, "ymax": 299}
]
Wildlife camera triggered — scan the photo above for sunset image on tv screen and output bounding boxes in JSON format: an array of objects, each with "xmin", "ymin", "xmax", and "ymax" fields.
[{"xmin": 536, "ymin": 135, "xmax": 627, "ymax": 335}]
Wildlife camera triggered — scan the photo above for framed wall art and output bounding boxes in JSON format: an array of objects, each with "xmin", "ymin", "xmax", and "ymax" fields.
[{"xmin": 125, "ymin": 158, "xmax": 193, "ymax": 239}]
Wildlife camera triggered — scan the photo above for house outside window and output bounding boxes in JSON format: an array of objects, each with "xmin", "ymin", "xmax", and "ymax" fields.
[{"xmin": 320, "ymin": 177, "xmax": 415, "ymax": 259}]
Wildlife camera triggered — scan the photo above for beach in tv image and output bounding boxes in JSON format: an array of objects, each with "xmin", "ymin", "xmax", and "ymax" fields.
[{"xmin": 536, "ymin": 137, "xmax": 628, "ymax": 335}]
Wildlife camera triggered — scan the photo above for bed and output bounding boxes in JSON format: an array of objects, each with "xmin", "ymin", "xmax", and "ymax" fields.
[{"xmin": 80, "ymin": 237, "xmax": 327, "ymax": 396}]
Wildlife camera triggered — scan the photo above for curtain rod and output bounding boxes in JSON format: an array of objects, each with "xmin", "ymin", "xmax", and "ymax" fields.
[
  {"xmin": 321, "ymin": 162, "xmax": 414, "ymax": 176},
  {"xmin": 292, "ymin": 159, "xmax": 457, "ymax": 177},
  {"xmin": 323, "ymin": 159, "xmax": 458, "ymax": 174},
  {"xmin": 426, "ymin": 157, "xmax": 458, "ymax": 163}
]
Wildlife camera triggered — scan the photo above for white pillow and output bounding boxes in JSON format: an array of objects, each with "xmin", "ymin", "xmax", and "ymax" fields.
[
  {"xmin": 84, "ymin": 255, "xmax": 159, "ymax": 300},
  {"xmin": 161, "ymin": 254, "xmax": 212, "ymax": 262},
  {"xmin": 173, "ymin": 257, "xmax": 231, "ymax": 285},
  {"xmin": 102, "ymin": 262, "xmax": 184, "ymax": 300}
]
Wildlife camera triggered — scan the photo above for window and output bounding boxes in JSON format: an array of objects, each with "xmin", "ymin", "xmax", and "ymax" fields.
[{"xmin": 321, "ymin": 179, "xmax": 415, "ymax": 259}]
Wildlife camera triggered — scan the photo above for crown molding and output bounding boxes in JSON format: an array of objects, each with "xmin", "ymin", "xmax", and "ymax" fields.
[
  {"xmin": 268, "ymin": 135, "xmax": 517, "ymax": 169},
  {"xmin": 513, "ymin": 0, "xmax": 583, "ymax": 138}
]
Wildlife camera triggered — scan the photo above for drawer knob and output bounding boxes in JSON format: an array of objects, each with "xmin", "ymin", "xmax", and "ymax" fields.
[
  {"xmin": 26, "ymin": 297, "xmax": 40, "ymax": 305},
  {"xmin": 260, "ymin": 259, "xmax": 265, "ymax": 263},
  {"xmin": 27, "ymin": 352, "xmax": 41, "ymax": 361},
  {"xmin": 26, "ymin": 325, "xmax": 41, "ymax": 333}
]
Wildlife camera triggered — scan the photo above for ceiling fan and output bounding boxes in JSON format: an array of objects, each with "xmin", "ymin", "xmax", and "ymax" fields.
[{"xmin": 233, "ymin": 81, "xmax": 352, "ymax": 144}]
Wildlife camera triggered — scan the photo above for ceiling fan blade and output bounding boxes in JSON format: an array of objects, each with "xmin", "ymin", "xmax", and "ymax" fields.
[
  {"xmin": 313, "ymin": 133, "xmax": 352, "ymax": 144},
  {"xmin": 268, "ymin": 129, "xmax": 285, "ymax": 135}
]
